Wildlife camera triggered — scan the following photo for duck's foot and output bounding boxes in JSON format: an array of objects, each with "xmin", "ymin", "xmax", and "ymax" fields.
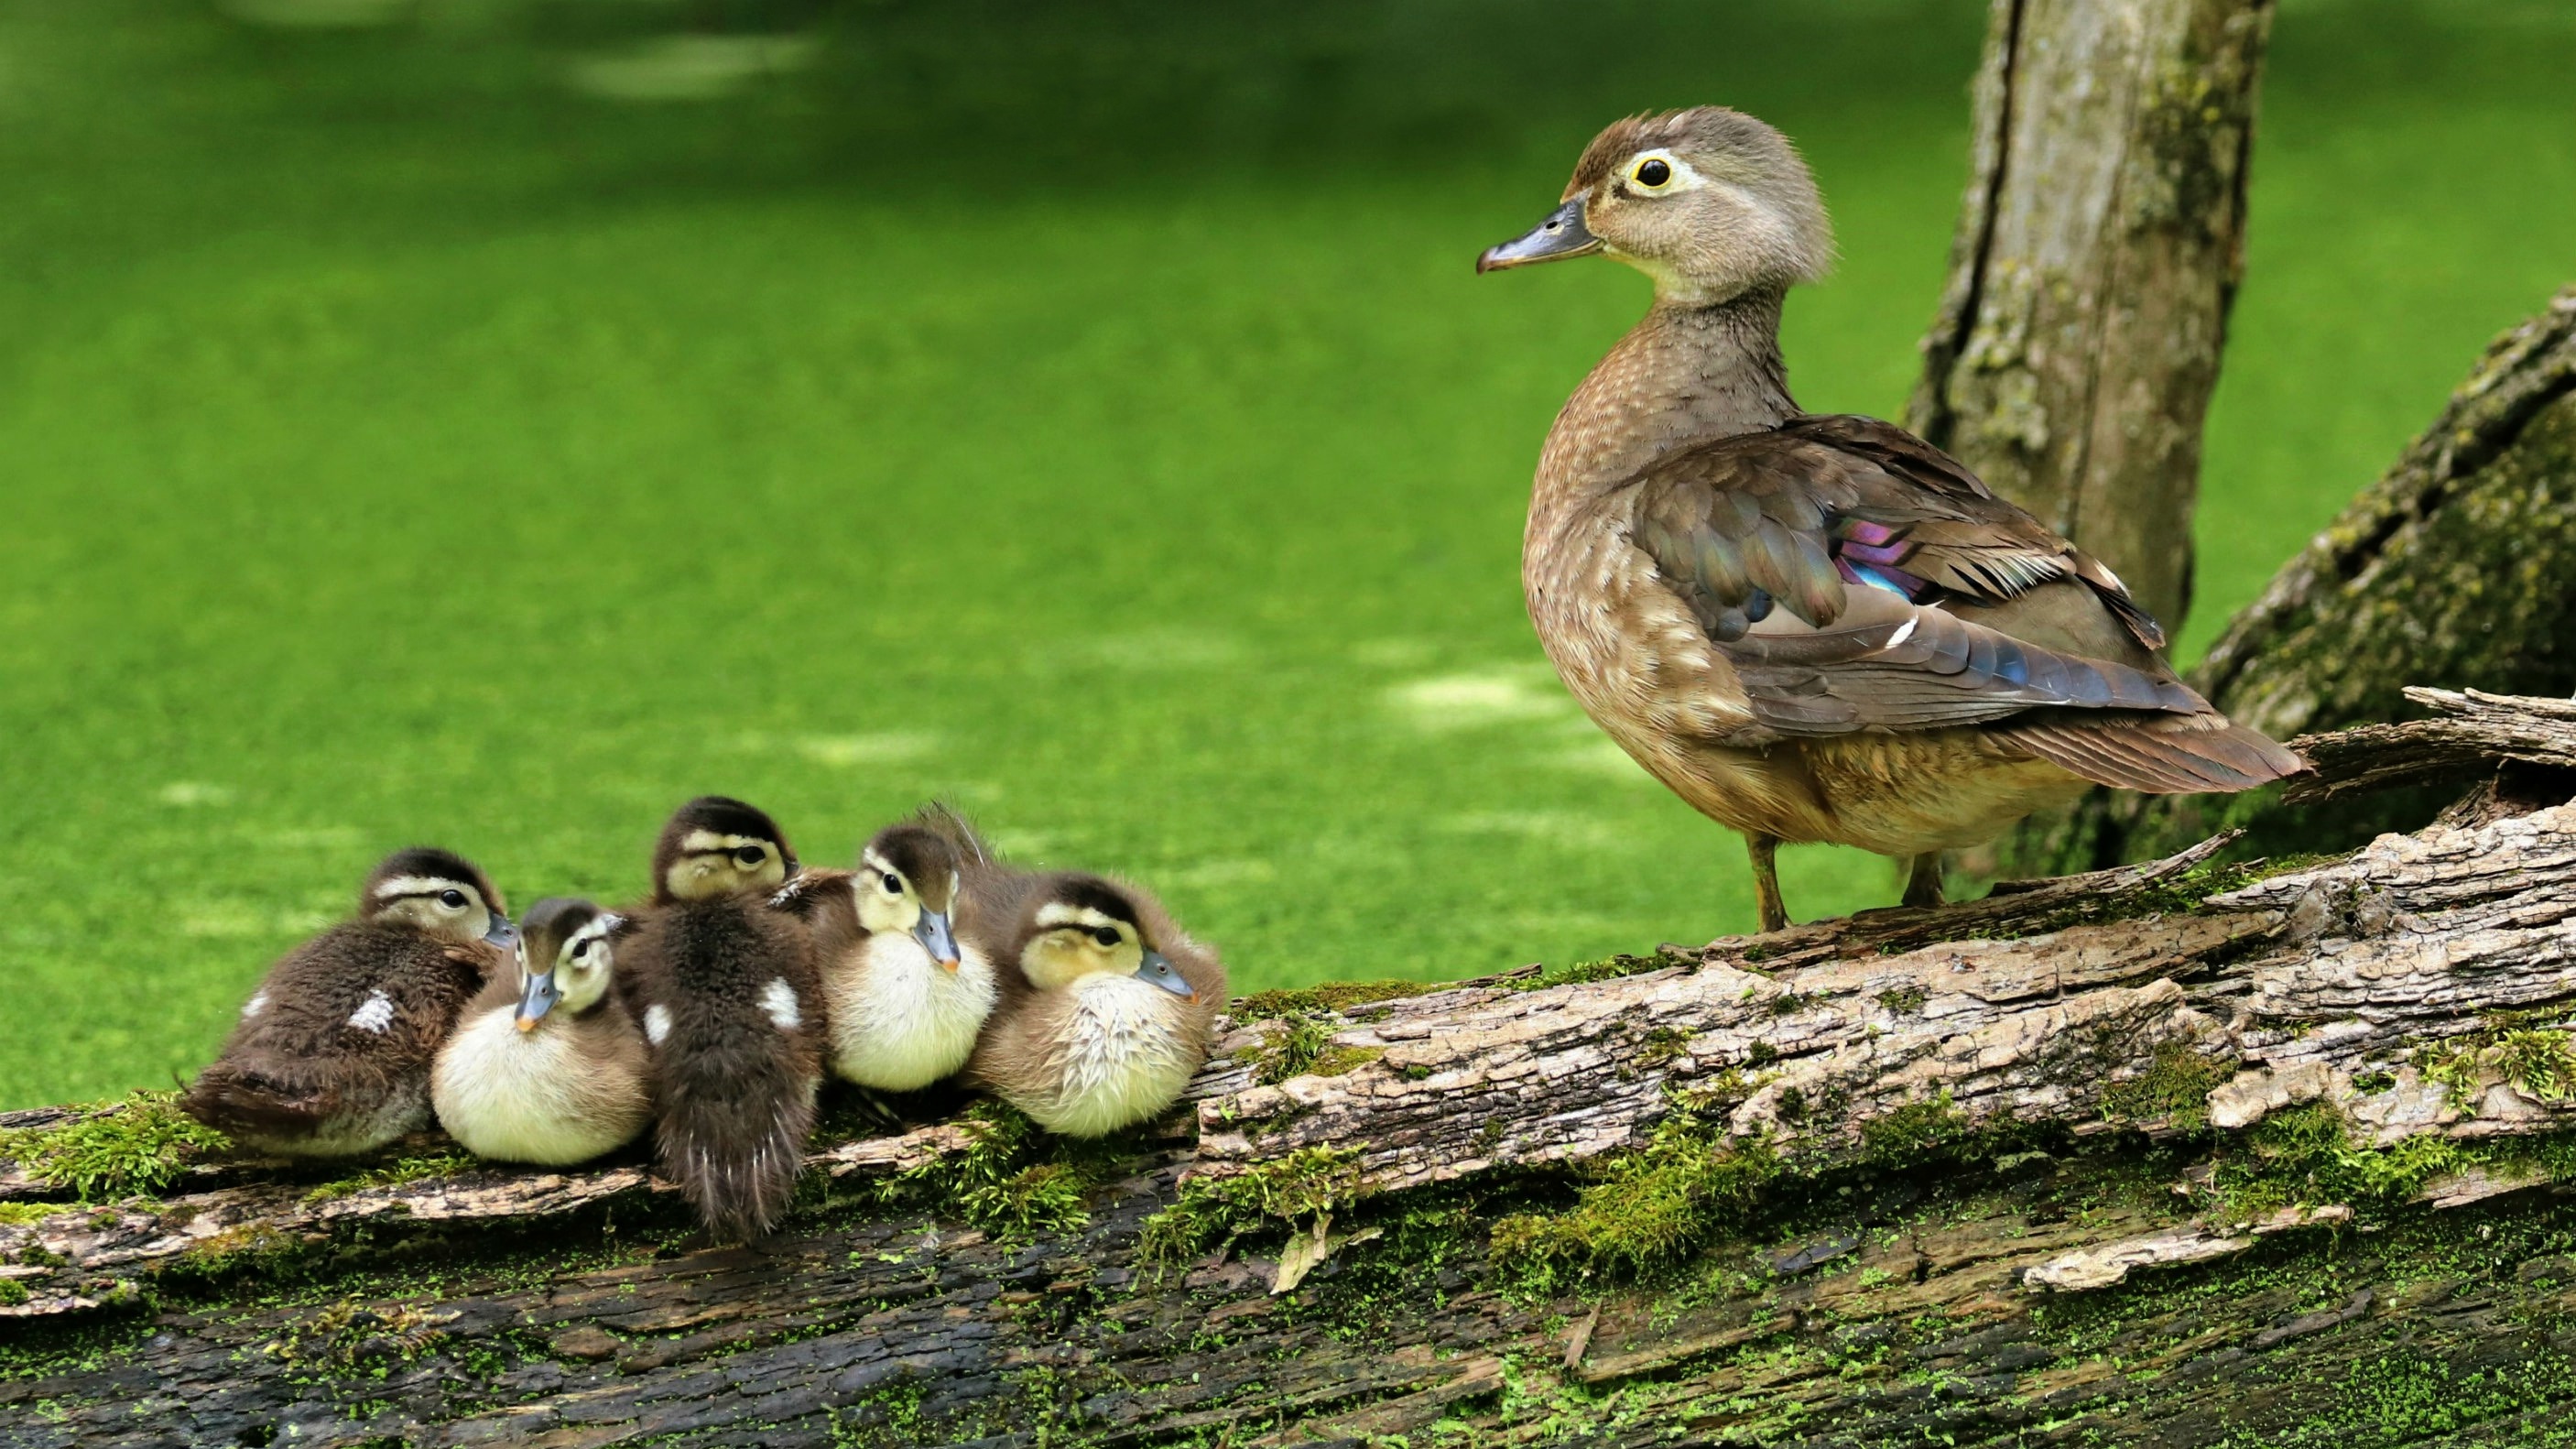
[
  {"xmin": 1902, "ymin": 850, "xmax": 1947, "ymax": 910},
  {"xmin": 1747, "ymin": 833, "xmax": 1790, "ymax": 933}
]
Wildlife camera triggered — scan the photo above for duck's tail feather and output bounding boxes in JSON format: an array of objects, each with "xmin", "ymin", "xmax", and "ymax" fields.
[
  {"xmin": 1997, "ymin": 711, "xmax": 2309, "ymax": 794},
  {"xmin": 655, "ymin": 1058, "xmax": 817, "ymax": 1243},
  {"xmin": 180, "ymin": 1062, "xmax": 332, "ymax": 1139}
]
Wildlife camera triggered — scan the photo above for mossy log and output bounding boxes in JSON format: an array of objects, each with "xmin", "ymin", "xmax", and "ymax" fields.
[
  {"xmin": 2016, "ymin": 284, "xmax": 2576, "ymax": 874},
  {"xmin": 14, "ymin": 698, "xmax": 2576, "ymax": 1445},
  {"xmin": 1908, "ymin": 0, "xmax": 2271, "ymax": 631}
]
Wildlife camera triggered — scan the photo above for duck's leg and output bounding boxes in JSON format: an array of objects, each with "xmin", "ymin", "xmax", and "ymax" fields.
[
  {"xmin": 1902, "ymin": 850, "xmax": 1946, "ymax": 910},
  {"xmin": 1747, "ymin": 833, "xmax": 1789, "ymax": 933}
]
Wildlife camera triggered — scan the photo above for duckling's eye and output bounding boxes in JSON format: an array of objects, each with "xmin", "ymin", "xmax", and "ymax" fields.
[
  {"xmin": 1090, "ymin": 927, "xmax": 1121, "ymax": 949},
  {"xmin": 571, "ymin": 939, "xmax": 592, "ymax": 959},
  {"xmin": 439, "ymin": 889, "xmax": 467, "ymax": 910},
  {"xmin": 1633, "ymin": 158, "xmax": 1672, "ymax": 189},
  {"xmin": 734, "ymin": 845, "xmax": 766, "ymax": 868}
]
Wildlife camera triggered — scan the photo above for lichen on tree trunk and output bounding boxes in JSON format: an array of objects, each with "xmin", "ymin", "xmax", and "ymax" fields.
[
  {"xmin": 1909, "ymin": 0, "xmax": 2272, "ymax": 633},
  {"xmin": 10, "ymin": 698, "xmax": 2576, "ymax": 1447}
]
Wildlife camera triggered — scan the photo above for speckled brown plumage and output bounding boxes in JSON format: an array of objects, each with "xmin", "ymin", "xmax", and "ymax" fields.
[{"xmin": 1490, "ymin": 107, "xmax": 2304, "ymax": 928}]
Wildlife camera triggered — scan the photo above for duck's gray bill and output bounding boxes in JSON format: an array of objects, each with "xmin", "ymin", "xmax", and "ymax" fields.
[
  {"xmin": 1477, "ymin": 199, "xmax": 1600, "ymax": 272},
  {"xmin": 515, "ymin": 968, "xmax": 560, "ymax": 1030},
  {"xmin": 913, "ymin": 909, "xmax": 962, "ymax": 971},
  {"xmin": 484, "ymin": 914, "xmax": 520, "ymax": 948},
  {"xmin": 1136, "ymin": 950, "xmax": 1197, "ymax": 1001}
]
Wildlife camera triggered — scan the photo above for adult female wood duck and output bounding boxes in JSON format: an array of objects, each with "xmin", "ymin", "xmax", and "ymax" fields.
[
  {"xmin": 432, "ymin": 898, "xmax": 651, "ymax": 1166},
  {"xmin": 183, "ymin": 848, "xmax": 516, "ymax": 1156},
  {"xmin": 1479, "ymin": 106, "xmax": 2304, "ymax": 932}
]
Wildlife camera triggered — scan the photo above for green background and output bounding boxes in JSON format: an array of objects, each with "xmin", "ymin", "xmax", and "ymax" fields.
[{"xmin": 2, "ymin": 0, "xmax": 2571, "ymax": 1108}]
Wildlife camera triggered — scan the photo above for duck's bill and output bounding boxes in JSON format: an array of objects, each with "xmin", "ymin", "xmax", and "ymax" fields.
[
  {"xmin": 515, "ymin": 969, "xmax": 560, "ymax": 1031},
  {"xmin": 912, "ymin": 909, "xmax": 962, "ymax": 971},
  {"xmin": 1477, "ymin": 199, "xmax": 1601, "ymax": 272},
  {"xmin": 1136, "ymin": 950, "xmax": 1198, "ymax": 1002},
  {"xmin": 484, "ymin": 914, "xmax": 520, "ymax": 949}
]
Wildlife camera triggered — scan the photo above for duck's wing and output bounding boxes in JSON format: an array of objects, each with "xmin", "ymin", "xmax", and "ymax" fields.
[{"xmin": 1628, "ymin": 415, "xmax": 2303, "ymax": 791}]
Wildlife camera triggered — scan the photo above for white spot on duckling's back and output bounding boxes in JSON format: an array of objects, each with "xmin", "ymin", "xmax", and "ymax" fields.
[
  {"xmin": 347, "ymin": 990, "xmax": 395, "ymax": 1034},
  {"xmin": 242, "ymin": 991, "xmax": 269, "ymax": 1019},
  {"xmin": 761, "ymin": 977, "xmax": 800, "ymax": 1031},
  {"xmin": 645, "ymin": 1004, "xmax": 672, "ymax": 1045}
]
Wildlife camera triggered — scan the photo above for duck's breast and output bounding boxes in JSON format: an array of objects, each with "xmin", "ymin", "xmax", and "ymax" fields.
[
  {"xmin": 822, "ymin": 934, "xmax": 999, "ymax": 1091},
  {"xmin": 432, "ymin": 1006, "xmax": 651, "ymax": 1165},
  {"xmin": 1026, "ymin": 975, "xmax": 1202, "ymax": 1138}
]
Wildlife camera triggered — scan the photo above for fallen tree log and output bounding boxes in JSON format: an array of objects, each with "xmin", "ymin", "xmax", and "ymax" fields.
[{"xmin": 10, "ymin": 697, "xmax": 2576, "ymax": 1446}]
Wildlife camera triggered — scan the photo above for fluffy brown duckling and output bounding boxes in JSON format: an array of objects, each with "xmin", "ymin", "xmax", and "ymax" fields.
[
  {"xmin": 772, "ymin": 815, "xmax": 997, "ymax": 1095},
  {"xmin": 1479, "ymin": 106, "xmax": 2304, "ymax": 932},
  {"xmin": 184, "ymin": 848, "xmax": 516, "ymax": 1157},
  {"xmin": 965, "ymin": 873, "xmax": 1224, "ymax": 1138},
  {"xmin": 431, "ymin": 898, "xmax": 651, "ymax": 1166},
  {"xmin": 617, "ymin": 796, "xmax": 827, "ymax": 1240}
]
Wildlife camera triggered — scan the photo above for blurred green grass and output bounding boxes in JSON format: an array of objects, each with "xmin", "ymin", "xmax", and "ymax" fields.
[{"xmin": 1, "ymin": 0, "xmax": 2570, "ymax": 1106}]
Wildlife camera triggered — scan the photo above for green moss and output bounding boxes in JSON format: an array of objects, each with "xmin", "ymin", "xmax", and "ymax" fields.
[
  {"xmin": 1240, "ymin": 1015, "xmax": 1331, "ymax": 1085},
  {"xmin": 2212, "ymin": 1102, "xmax": 2466, "ymax": 1215},
  {"xmin": 1136, "ymin": 1146, "xmax": 1364, "ymax": 1272},
  {"xmin": 878, "ymin": 1103, "xmax": 1130, "ymax": 1244},
  {"xmin": 1855, "ymin": 1091, "xmax": 1970, "ymax": 1169},
  {"xmin": 0, "ymin": 1091, "xmax": 229, "ymax": 1202},
  {"xmin": 1875, "ymin": 986, "xmax": 1928, "ymax": 1016},
  {"xmin": 2100, "ymin": 1045, "xmax": 2238, "ymax": 1131},
  {"xmin": 0, "ymin": 1201, "xmax": 67, "ymax": 1227},
  {"xmin": 1488, "ymin": 1105, "xmax": 1780, "ymax": 1292},
  {"xmin": 302, "ymin": 1150, "xmax": 479, "ymax": 1204},
  {"xmin": 264, "ymin": 1300, "xmax": 449, "ymax": 1374},
  {"xmin": 0, "ymin": 1278, "xmax": 25, "ymax": 1306},
  {"xmin": 1508, "ymin": 950, "xmax": 1697, "ymax": 994},
  {"xmin": 1229, "ymin": 980, "xmax": 1432, "ymax": 1021}
]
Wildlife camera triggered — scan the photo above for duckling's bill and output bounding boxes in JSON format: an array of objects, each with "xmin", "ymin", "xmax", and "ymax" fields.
[
  {"xmin": 1477, "ymin": 199, "xmax": 1600, "ymax": 272},
  {"xmin": 514, "ymin": 966, "xmax": 560, "ymax": 1030},
  {"xmin": 913, "ymin": 907, "xmax": 961, "ymax": 970},
  {"xmin": 1136, "ymin": 950, "xmax": 1195, "ymax": 1001}
]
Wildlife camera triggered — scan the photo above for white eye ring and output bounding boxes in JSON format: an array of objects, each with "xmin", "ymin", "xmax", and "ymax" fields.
[{"xmin": 1626, "ymin": 149, "xmax": 1694, "ymax": 194}]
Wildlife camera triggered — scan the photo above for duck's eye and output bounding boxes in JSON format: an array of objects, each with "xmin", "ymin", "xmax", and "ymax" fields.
[
  {"xmin": 1633, "ymin": 158, "xmax": 1672, "ymax": 189},
  {"xmin": 734, "ymin": 845, "xmax": 766, "ymax": 867},
  {"xmin": 1091, "ymin": 927, "xmax": 1121, "ymax": 949},
  {"xmin": 439, "ymin": 889, "xmax": 467, "ymax": 910},
  {"xmin": 881, "ymin": 873, "xmax": 904, "ymax": 895},
  {"xmin": 571, "ymin": 939, "xmax": 592, "ymax": 959}
]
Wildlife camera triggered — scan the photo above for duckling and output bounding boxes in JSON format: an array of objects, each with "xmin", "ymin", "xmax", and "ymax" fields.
[
  {"xmin": 183, "ymin": 848, "xmax": 516, "ymax": 1157},
  {"xmin": 965, "ymin": 874, "xmax": 1224, "ymax": 1138},
  {"xmin": 774, "ymin": 817, "xmax": 998, "ymax": 1094},
  {"xmin": 431, "ymin": 898, "xmax": 651, "ymax": 1165},
  {"xmin": 1479, "ymin": 106, "xmax": 2305, "ymax": 932},
  {"xmin": 617, "ymin": 796, "xmax": 826, "ymax": 1240}
]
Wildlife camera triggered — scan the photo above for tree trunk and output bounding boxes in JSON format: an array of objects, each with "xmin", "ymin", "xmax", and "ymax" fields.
[
  {"xmin": 12, "ymin": 697, "xmax": 2576, "ymax": 1447},
  {"xmin": 1908, "ymin": 0, "xmax": 2271, "ymax": 633},
  {"xmin": 2014, "ymin": 284, "xmax": 2576, "ymax": 874}
]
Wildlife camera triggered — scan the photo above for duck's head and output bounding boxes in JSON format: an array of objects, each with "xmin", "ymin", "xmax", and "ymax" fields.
[
  {"xmin": 363, "ymin": 847, "xmax": 516, "ymax": 949},
  {"xmin": 1008, "ymin": 874, "xmax": 1198, "ymax": 1002},
  {"xmin": 511, "ymin": 898, "xmax": 622, "ymax": 1031},
  {"xmin": 853, "ymin": 823, "xmax": 964, "ymax": 969},
  {"xmin": 1478, "ymin": 106, "xmax": 1832, "ymax": 308},
  {"xmin": 652, "ymin": 795, "xmax": 799, "ymax": 904}
]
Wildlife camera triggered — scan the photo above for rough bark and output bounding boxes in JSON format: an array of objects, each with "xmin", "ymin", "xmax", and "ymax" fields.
[
  {"xmin": 2016, "ymin": 285, "xmax": 2576, "ymax": 873},
  {"xmin": 1908, "ymin": 0, "xmax": 2271, "ymax": 631},
  {"xmin": 11, "ymin": 698, "xmax": 2576, "ymax": 1447}
]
